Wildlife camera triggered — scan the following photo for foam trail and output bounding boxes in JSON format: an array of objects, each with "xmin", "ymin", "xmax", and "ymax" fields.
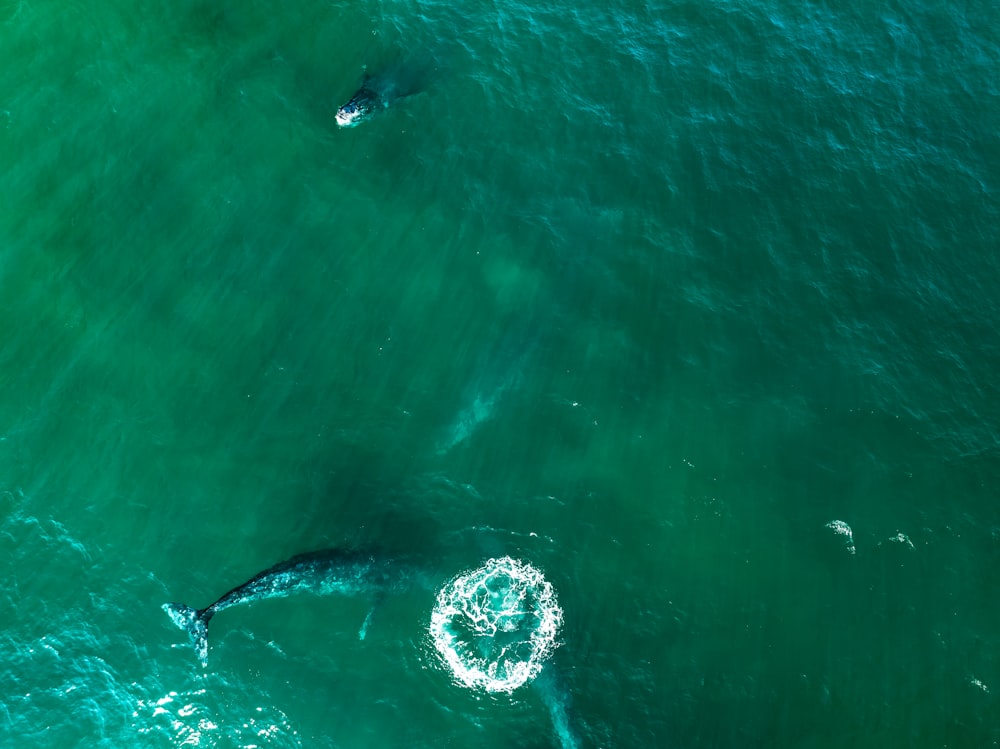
[
  {"xmin": 435, "ymin": 370, "xmax": 521, "ymax": 454},
  {"xmin": 435, "ymin": 323, "xmax": 540, "ymax": 455}
]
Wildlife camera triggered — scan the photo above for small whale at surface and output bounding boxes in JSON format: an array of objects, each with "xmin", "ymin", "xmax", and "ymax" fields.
[{"xmin": 335, "ymin": 59, "xmax": 433, "ymax": 128}]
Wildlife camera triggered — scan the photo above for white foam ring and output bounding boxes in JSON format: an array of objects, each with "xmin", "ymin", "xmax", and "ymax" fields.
[{"xmin": 430, "ymin": 556, "xmax": 563, "ymax": 693}]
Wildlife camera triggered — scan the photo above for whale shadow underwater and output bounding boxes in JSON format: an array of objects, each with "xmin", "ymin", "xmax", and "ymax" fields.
[{"xmin": 163, "ymin": 547, "xmax": 426, "ymax": 667}]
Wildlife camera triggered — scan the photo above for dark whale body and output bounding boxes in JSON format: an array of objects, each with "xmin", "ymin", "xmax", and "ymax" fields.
[{"xmin": 163, "ymin": 548, "xmax": 417, "ymax": 666}]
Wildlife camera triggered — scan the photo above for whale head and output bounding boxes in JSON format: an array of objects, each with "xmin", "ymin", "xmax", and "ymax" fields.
[
  {"xmin": 335, "ymin": 86, "xmax": 384, "ymax": 128},
  {"xmin": 335, "ymin": 101, "xmax": 365, "ymax": 127}
]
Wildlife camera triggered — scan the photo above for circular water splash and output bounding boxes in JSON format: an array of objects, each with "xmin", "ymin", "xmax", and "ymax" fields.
[{"xmin": 429, "ymin": 556, "xmax": 563, "ymax": 693}]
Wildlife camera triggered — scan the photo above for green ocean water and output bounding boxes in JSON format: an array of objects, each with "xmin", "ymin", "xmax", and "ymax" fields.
[{"xmin": 2, "ymin": 0, "xmax": 999, "ymax": 746}]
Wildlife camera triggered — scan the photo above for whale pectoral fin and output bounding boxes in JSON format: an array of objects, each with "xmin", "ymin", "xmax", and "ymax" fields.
[
  {"xmin": 357, "ymin": 591, "xmax": 387, "ymax": 640},
  {"xmin": 358, "ymin": 606, "xmax": 375, "ymax": 640}
]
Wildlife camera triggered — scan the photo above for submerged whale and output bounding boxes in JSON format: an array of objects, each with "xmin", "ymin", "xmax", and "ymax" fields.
[
  {"xmin": 535, "ymin": 666, "xmax": 584, "ymax": 749},
  {"xmin": 163, "ymin": 548, "xmax": 418, "ymax": 666}
]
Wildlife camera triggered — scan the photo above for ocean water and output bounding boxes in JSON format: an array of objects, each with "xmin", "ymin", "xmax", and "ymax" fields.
[{"xmin": 1, "ymin": 0, "xmax": 998, "ymax": 745}]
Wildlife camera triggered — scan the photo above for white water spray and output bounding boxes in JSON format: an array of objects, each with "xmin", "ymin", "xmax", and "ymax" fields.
[{"xmin": 429, "ymin": 557, "xmax": 563, "ymax": 693}]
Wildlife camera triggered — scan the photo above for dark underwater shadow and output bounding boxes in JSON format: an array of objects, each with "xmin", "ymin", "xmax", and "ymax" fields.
[{"xmin": 358, "ymin": 52, "xmax": 441, "ymax": 101}]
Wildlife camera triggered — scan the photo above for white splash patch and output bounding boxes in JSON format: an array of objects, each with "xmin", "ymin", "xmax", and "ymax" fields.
[
  {"xmin": 429, "ymin": 557, "xmax": 562, "ymax": 693},
  {"xmin": 825, "ymin": 520, "xmax": 856, "ymax": 554},
  {"xmin": 133, "ymin": 688, "xmax": 301, "ymax": 747},
  {"xmin": 886, "ymin": 532, "xmax": 915, "ymax": 549}
]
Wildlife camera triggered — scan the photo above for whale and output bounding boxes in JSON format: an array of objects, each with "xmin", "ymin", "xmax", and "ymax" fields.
[
  {"xmin": 163, "ymin": 548, "xmax": 419, "ymax": 666},
  {"xmin": 335, "ymin": 58, "xmax": 433, "ymax": 128},
  {"xmin": 335, "ymin": 80, "xmax": 388, "ymax": 127}
]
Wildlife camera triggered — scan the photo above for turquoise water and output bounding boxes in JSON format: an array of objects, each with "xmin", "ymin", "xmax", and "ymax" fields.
[{"xmin": 2, "ymin": 0, "xmax": 998, "ymax": 745}]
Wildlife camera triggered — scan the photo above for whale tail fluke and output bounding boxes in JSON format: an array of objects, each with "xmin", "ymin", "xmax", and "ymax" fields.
[{"xmin": 163, "ymin": 602, "xmax": 212, "ymax": 667}]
